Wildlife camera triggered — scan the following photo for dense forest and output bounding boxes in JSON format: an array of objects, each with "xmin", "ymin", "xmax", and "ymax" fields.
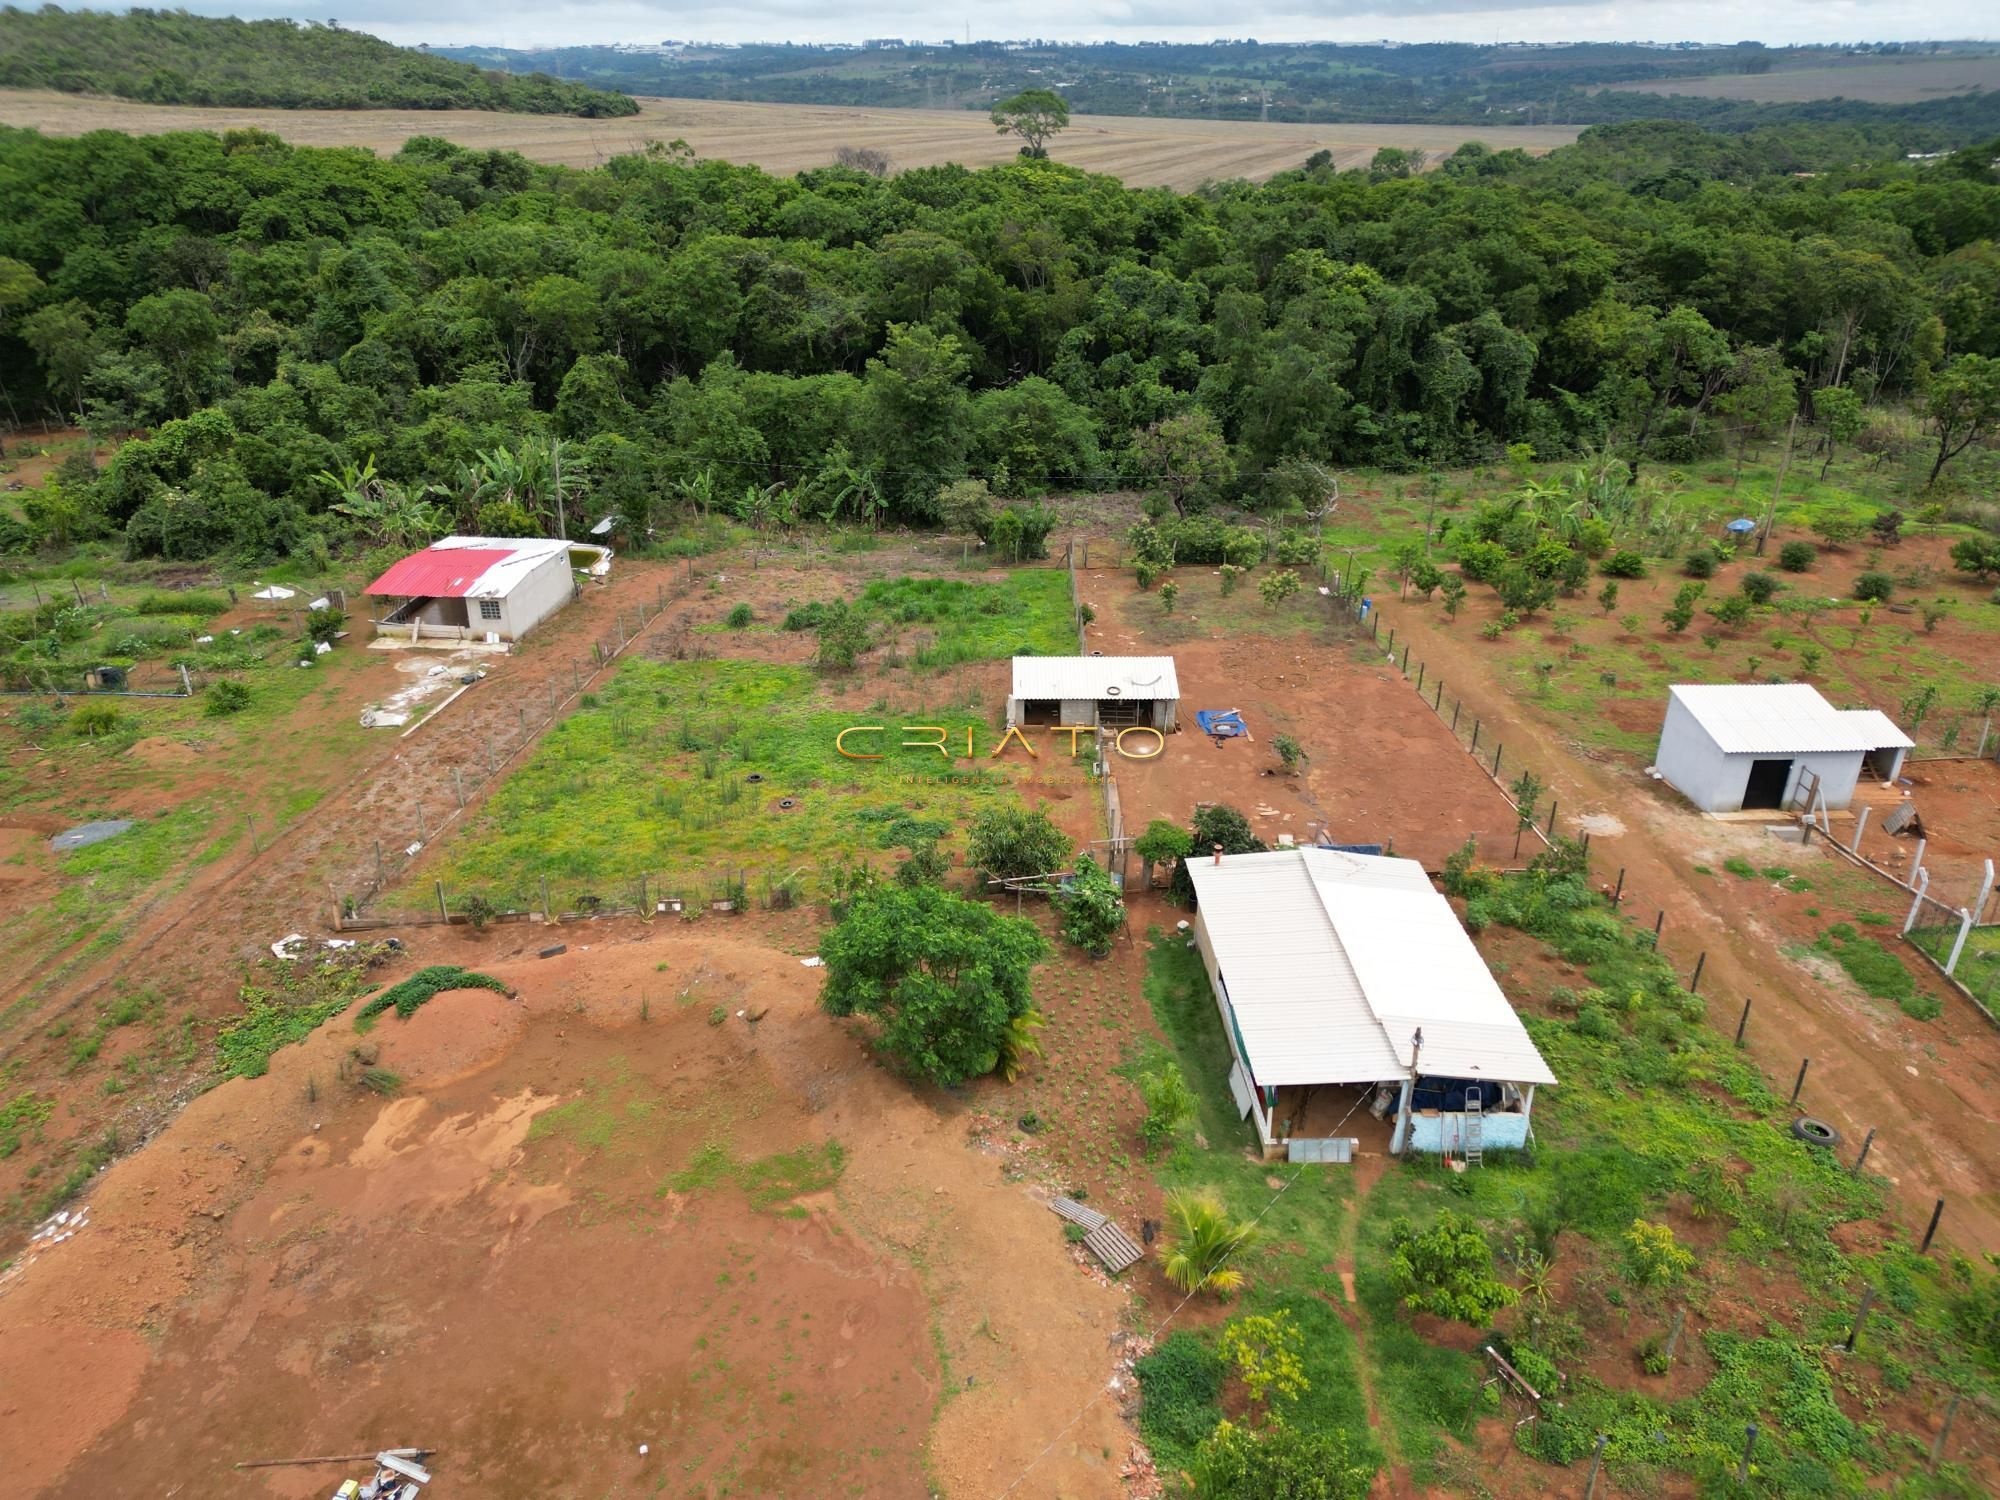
[
  {"xmin": 0, "ymin": 7, "xmax": 638, "ymax": 116},
  {"xmin": 0, "ymin": 118, "xmax": 1996, "ymax": 563},
  {"xmin": 436, "ymin": 39, "xmax": 2000, "ymax": 140}
]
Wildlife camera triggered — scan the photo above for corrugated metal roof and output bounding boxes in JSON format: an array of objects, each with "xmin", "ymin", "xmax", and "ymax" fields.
[
  {"xmin": 1188, "ymin": 848, "xmax": 1556, "ymax": 1089},
  {"xmin": 1669, "ymin": 683, "xmax": 1912, "ymax": 755},
  {"xmin": 1011, "ymin": 656, "xmax": 1179, "ymax": 701},
  {"xmin": 365, "ymin": 536, "xmax": 572, "ymax": 600}
]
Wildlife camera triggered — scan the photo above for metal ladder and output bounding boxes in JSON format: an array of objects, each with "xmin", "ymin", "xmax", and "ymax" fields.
[{"xmin": 1464, "ymin": 1091, "xmax": 1485, "ymax": 1168}]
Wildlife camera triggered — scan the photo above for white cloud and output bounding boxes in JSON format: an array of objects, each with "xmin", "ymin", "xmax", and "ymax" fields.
[{"xmin": 177, "ymin": 0, "xmax": 1995, "ymax": 52}]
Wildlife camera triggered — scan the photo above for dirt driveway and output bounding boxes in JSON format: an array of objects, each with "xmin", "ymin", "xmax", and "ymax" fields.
[{"xmin": 1377, "ymin": 595, "xmax": 2000, "ymax": 1256}]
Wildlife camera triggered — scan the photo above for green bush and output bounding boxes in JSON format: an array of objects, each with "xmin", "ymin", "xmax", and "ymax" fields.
[
  {"xmin": 1778, "ymin": 540, "xmax": 1817, "ymax": 573},
  {"xmin": 1853, "ymin": 572, "xmax": 1894, "ymax": 602},
  {"xmin": 1600, "ymin": 549, "xmax": 1647, "ymax": 579},
  {"xmin": 1739, "ymin": 571, "xmax": 1781, "ymax": 605},
  {"xmin": 204, "ymin": 678, "xmax": 252, "ymax": 716},
  {"xmin": 1190, "ymin": 1421, "xmax": 1375, "ymax": 1500},
  {"xmin": 1681, "ymin": 548, "xmax": 1718, "ymax": 579},
  {"xmin": 1057, "ymin": 852, "xmax": 1124, "ymax": 958},
  {"xmin": 69, "ymin": 702, "xmax": 123, "ymax": 738},
  {"xmin": 725, "ymin": 602, "xmax": 754, "ymax": 629},
  {"xmin": 355, "ymin": 965, "xmax": 509, "ymax": 1032}
]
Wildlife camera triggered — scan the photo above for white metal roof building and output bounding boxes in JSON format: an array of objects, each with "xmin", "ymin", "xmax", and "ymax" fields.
[
  {"xmin": 1654, "ymin": 684, "xmax": 1912, "ymax": 814},
  {"xmin": 1007, "ymin": 655, "xmax": 1179, "ymax": 731},
  {"xmin": 364, "ymin": 536, "xmax": 581, "ymax": 644},
  {"xmin": 1186, "ymin": 846, "xmax": 1555, "ymax": 1159}
]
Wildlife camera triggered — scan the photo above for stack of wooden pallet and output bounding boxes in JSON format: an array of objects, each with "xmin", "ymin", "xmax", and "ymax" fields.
[{"xmin": 1049, "ymin": 1195, "xmax": 1145, "ymax": 1274}]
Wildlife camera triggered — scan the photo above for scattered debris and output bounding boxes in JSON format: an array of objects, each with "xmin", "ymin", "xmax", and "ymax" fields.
[
  {"xmin": 800, "ymin": 956, "xmax": 823, "ymax": 968},
  {"xmin": 539, "ymin": 944, "xmax": 567, "ymax": 959},
  {"xmin": 51, "ymin": 819, "xmax": 133, "ymax": 852},
  {"xmin": 271, "ymin": 933, "xmax": 308, "ymax": 961}
]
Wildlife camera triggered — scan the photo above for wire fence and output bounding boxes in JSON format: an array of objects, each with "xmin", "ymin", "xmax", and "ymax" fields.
[{"xmin": 337, "ymin": 572, "xmax": 699, "ymax": 919}]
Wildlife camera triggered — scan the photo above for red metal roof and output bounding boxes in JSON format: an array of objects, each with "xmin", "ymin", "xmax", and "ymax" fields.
[{"xmin": 365, "ymin": 547, "xmax": 518, "ymax": 599}]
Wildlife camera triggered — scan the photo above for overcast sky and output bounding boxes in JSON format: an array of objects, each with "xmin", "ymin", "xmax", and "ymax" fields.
[{"xmin": 186, "ymin": 0, "xmax": 1993, "ymax": 52}]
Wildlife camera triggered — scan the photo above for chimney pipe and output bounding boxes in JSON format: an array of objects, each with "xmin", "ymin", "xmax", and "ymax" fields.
[{"xmin": 1212, "ymin": 843, "xmax": 1224, "ymax": 866}]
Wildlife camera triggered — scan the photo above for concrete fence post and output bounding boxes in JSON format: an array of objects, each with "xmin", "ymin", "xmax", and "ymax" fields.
[
  {"xmin": 1903, "ymin": 868, "xmax": 1931, "ymax": 935},
  {"xmin": 1913, "ymin": 836, "xmax": 1928, "ymax": 884},
  {"xmin": 1849, "ymin": 804, "xmax": 1871, "ymax": 854},
  {"xmin": 1946, "ymin": 907, "xmax": 1976, "ymax": 973}
]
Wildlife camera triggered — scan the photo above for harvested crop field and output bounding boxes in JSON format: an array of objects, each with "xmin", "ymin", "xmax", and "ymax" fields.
[
  {"xmin": 0, "ymin": 89, "xmax": 1579, "ymax": 187},
  {"xmin": 1601, "ymin": 55, "xmax": 2000, "ymax": 103}
]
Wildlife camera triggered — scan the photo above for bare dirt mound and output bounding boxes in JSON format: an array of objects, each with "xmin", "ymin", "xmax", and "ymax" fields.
[{"xmin": 0, "ymin": 927, "xmax": 1130, "ymax": 1499}]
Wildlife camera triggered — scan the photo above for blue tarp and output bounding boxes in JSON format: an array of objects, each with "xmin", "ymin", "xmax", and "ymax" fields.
[
  {"xmin": 1726, "ymin": 518, "xmax": 1757, "ymax": 534},
  {"xmin": 1195, "ymin": 709, "xmax": 1246, "ymax": 738}
]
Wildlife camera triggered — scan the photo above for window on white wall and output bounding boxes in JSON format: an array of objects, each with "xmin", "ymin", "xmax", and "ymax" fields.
[{"xmin": 478, "ymin": 599, "xmax": 502, "ymax": 621}]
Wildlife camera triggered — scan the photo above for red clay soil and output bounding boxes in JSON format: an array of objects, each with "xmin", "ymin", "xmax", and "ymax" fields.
[
  {"xmin": 1851, "ymin": 756, "xmax": 2000, "ymax": 911},
  {"xmin": 0, "ymin": 923, "xmax": 1133, "ymax": 1500},
  {"xmin": 1370, "ymin": 595, "xmax": 2000, "ymax": 1257},
  {"xmin": 0, "ymin": 558, "xmax": 714, "ymax": 1246},
  {"xmin": 1083, "ymin": 575, "xmax": 1523, "ymax": 871}
]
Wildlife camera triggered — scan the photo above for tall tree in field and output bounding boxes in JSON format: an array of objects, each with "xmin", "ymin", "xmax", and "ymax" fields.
[
  {"xmin": 1921, "ymin": 354, "xmax": 2000, "ymax": 488},
  {"xmin": 1713, "ymin": 345, "xmax": 1797, "ymax": 485},
  {"xmin": 1133, "ymin": 408, "xmax": 1235, "ymax": 517},
  {"xmin": 990, "ymin": 89, "xmax": 1070, "ymax": 159},
  {"xmin": 818, "ymin": 884, "xmax": 1049, "ymax": 1087},
  {"xmin": 1813, "ymin": 385, "xmax": 1864, "ymax": 479}
]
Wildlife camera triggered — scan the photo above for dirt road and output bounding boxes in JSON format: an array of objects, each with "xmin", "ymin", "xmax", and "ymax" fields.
[{"xmin": 1379, "ymin": 596, "xmax": 2000, "ymax": 1255}]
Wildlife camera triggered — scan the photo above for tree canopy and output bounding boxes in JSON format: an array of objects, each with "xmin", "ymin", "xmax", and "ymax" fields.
[
  {"xmin": 817, "ymin": 884, "xmax": 1050, "ymax": 1087},
  {"xmin": 0, "ymin": 8, "xmax": 636, "ymax": 115},
  {"xmin": 0, "ymin": 118, "xmax": 1996, "ymax": 563},
  {"xmin": 991, "ymin": 89, "xmax": 1071, "ymax": 159}
]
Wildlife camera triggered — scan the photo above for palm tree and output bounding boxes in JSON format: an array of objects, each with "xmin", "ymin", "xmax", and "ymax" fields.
[
  {"xmin": 997, "ymin": 1009, "xmax": 1045, "ymax": 1083},
  {"xmin": 1162, "ymin": 1189, "xmax": 1257, "ymax": 1296}
]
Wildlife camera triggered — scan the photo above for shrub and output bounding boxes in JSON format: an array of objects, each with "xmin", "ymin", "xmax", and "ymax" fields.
[
  {"xmin": 1624, "ymin": 1218, "xmax": 1695, "ymax": 1287},
  {"xmin": 1273, "ymin": 734, "xmax": 1305, "ymax": 772},
  {"xmin": 968, "ymin": 805, "xmax": 1072, "ymax": 881},
  {"xmin": 1057, "ymin": 852, "xmax": 1124, "ymax": 958},
  {"xmin": 1168, "ymin": 803, "xmax": 1267, "ymax": 903},
  {"xmin": 1681, "ymin": 548, "xmax": 1718, "ymax": 579},
  {"xmin": 1852, "ymin": 572, "xmax": 1894, "ymax": 603},
  {"xmin": 1600, "ymin": 550, "xmax": 1647, "ymax": 579},
  {"xmin": 1218, "ymin": 1310, "xmax": 1308, "ymax": 1409},
  {"xmin": 1272, "ymin": 532, "xmax": 1317, "ymax": 566},
  {"xmin": 1134, "ymin": 1331, "xmax": 1225, "ymax": 1472},
  {"xmin": 1662, "ymin": 581, "xmax": 1705, "ymax": 634},
  {"xmin": 1258, "ymin": 569, "xmax": 1303, "ymax": 607},
  {"xmin": 1949, "ymin": 535, "xmax": 2000, "ymax": 580},
  {"xmin": 356, "ymin": 966, "xmax": 508, "ymax": 1030},
  {"xmin": 1739, "ymin": 571, "xmax": 1781, "ymax": 605},
  {"xmin": 725, "ymin": 603, "xmax": 753, "ymax": 629},
  {"xmin": 1139, "ymin": 1061, "xmax": 1196, "ymax": 1158},
  {"xmin": 69, "ymin": 703, "xmax": 123, "ymax": 738},
  {"xmin": 1386, "ymin": 1210, "xmax": 1519, "ymax": 1325},
  {"xmin": 813, "ymin": 600, "xmax": 871, "ymax": 670},
  {"xmin": 1456, "ymin": 539, "xmax": 1510, "ymax": 583},
  {"xmin": 783, "ymin": 601, "xmax": 833, "ymax": 631},
  {"xmin": 1190, "ymin": 1420, "xmax": 1375, "ymax": 1500},
  {"xmin": 203, "ymin": 679, "xmax": 251, "ymax": 716},
  {"xmin": 1707, "ymin": 594, "xmax": 1753, "ymax": 628},
  {"xmin": 1778, "ymin": 540, "xmax": 1817, "ymax": 573},
  {"xmin": 304, "ymin": 608, "xmax": 345, "ymax": 645}
]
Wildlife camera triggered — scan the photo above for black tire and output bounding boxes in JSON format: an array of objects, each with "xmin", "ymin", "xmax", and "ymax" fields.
[{"xmin": 1791, "ymin": 1116, "xmax": 1841, "ymax": 1148}]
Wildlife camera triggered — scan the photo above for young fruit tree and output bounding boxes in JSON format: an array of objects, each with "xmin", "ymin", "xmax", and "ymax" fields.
[{"xmin": 818, "ymin": 885, "xmax": 1050, "ymax": 1086}]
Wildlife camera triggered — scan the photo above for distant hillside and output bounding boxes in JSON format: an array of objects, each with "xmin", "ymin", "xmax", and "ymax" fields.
[
  {"xmin": 433, "ymin": 38, "xmax": 2000, "ymax": 143},
  {"xmin": 0, "ymin": 7, "xmax": 638, "ymax": 116}
]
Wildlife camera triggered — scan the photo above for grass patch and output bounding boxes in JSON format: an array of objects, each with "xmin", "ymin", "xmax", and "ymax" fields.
[
  {"xmin": 1723, "ymin": 856, "xmax": 1757, "ymax": 878},
  {"xmin": 410, "ymin": 657, "xmax": 1057, "ymax": 908},
  {"xmin": 664, "ymin": 1139, "xmax": 848, "ymax": 1210},
  {"xmin": 353, "ymin": 965, "xmax": 508, "ymax": 1033},
  {"xmin": 216, "ymin": 956, "xmax": 377, "ymax": 1078},
  {"xmin": 1816, "ymin": 928, "xmax": 1923, "ymax": 1014},
  {"xmin": 0, "ymin": 1091, "xmax": 52, "ymax": 1158}
]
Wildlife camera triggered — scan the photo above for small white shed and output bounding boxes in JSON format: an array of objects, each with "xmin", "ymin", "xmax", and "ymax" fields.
[
  {"xmin": 1654, "ymin": 683, "xmax": 1912, "ymax": 814},
  {"xmin": 1007, "ymin": 655, "xmax": 1179, "ymax": 730},
  {"xmin": 365, "ymin": 536, "xmax": 579, "ymax": 644}
]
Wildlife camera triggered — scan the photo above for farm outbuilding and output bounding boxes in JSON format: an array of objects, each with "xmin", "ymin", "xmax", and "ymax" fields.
[
  {"xmin": 1653, "ymin": 684, "xmax": 1912, "ymax": 814},
  {"xmin": 1186, "ymin": 846, "xmax": 1556, "ymax": 1161},
  {"xmin": 1007, "ymin": 656, "xmax": 1179, "ymax": 731},
  {"xmin": 365, "ymin": 536, "xmax": 580, "ymax": 644}
]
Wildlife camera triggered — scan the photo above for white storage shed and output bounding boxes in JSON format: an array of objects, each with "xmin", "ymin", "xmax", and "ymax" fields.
[
  {"xmin": 1186, "ymin": 846, "xmax": 1556, "ymax": 1161},
  {"xmin": 365, "ymin": 536, "xmax": 580, "ymax": 644},
  {"xmin": 1653, "ymin": 683, "xmax": 1911, "ymax": 814},
  {"xmin": 1007, "ymin": 655, "xmax": 1179, "ymax": 730}
]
